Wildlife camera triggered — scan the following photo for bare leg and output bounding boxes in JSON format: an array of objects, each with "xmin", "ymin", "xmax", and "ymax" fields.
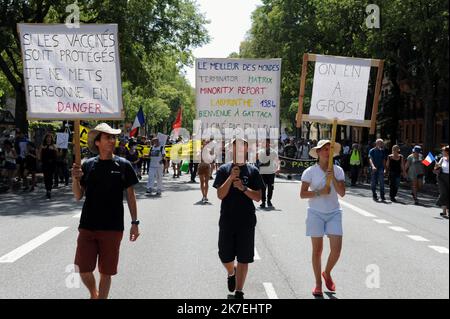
[
  {"xmin": 324, "ymin": 235, "xmax": 342, "ymax": 278},
  {"xmin": 412, "ymin": 180, "xmax": 418, "ymax": 201},
  {"xmin": 80, "ymin": 272, "xmax": 98, "ymax": 299},
  {"xmin": 223, "ymin": 261, "xmax": 235, "ymax": 276},
  {"xmin": 200, "ymin": 175, "xmax": 207, "ymax": 197},
  {"xmin": 98, "ymin": 273, "xmax": 112, "ymax": 299},
  {"xmin": 311, "ymin": 237, "xmax": 323, "ymax": 287},
  {"xmin": 235, "ymin": 263, "xmax": 249, "ymax": 291}
]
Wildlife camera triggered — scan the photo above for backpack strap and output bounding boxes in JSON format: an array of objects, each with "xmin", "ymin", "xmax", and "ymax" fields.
[{"xmin": 83, "ymin": 156, "xmax": 99, "ymax": 185}]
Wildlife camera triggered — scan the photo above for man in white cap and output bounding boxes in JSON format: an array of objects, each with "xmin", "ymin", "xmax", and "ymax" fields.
[
  {"xmin": 71, "ymin": 123, "xmax": 140, "ymax": 299},
  {"xmin": 213, "ymin": 137, "xmax": 264, "ymax": 299},
  {"xmin": 146, "ymin": 137, "xmax": 165, "ymax": 195}
]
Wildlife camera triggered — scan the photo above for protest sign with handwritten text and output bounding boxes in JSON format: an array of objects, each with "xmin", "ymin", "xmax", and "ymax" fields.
[
  {"xmin": 18, "ymin": 24, "xmax": 123, "ymax": 120},
  {"xmin": 309, "ymin": 55, "xmax": 371, "ymax": 121},
  {"xmin": 195, "ymin": 58, "xmax": 281, "ymax": 131}
]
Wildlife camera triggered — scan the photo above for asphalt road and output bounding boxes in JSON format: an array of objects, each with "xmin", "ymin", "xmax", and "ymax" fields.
[{"xmin": 0, "ymin": 171, "xmax": 448, "ymax": 299}]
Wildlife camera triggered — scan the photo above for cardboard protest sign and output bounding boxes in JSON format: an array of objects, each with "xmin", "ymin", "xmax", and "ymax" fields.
[
  {"xmin": 195, "ymin": 58, "xmax": 281, "ymax": 131},
  {"xmin": 309, "ymin": 55, "xmax": 371, "ymax": 121},
  {"xmin": 17, "ymin": 24, "xmax": 123, "ymax": 120},
  {"xmin": 56, "ymin": 132, "xmax": 69, "ymax": 149},
  {"xmin": 157, "ymin": 133, "xmax": 168, "ymax": 147}
]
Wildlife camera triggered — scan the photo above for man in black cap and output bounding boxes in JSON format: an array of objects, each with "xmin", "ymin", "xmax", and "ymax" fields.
[{"xmin": 213, "ymin": 138, "xmax": 264, "ymax": 299}]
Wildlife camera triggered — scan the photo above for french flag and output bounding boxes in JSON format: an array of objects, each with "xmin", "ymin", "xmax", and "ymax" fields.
[
  {"xmin": 130, "ymin": 107, "xmax": 145, "ymax": 137},
  {"xmin": 422, "ymin": 152, "xmax": 436, "ymax": 166}
]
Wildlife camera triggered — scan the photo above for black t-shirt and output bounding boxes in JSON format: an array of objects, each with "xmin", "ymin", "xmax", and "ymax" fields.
[
  {"xmin": 213, "ymin": 163, "xmax": 264, "ymax": 229},
  {"xmin": 79, "ymin": 156, "xmax": 139, "ymax": 231}
]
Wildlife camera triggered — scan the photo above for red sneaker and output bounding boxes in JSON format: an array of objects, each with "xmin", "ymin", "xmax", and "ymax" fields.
[
  {"xmin": 322, "ymin": 272, "xmax": 336, "ymax": 291},
  {"xmin": 312, "ymin": 286, "xmax": 323, "ymax": 297}
]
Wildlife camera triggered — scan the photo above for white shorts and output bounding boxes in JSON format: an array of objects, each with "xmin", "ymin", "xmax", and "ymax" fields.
[{"xmin": 306, "ymin": 208, "xmax": 343, "ymax": 237}]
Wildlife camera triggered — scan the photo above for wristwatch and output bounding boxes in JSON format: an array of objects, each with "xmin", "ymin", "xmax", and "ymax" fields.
[
  {"xmin": 242, "ymin": 186, "xmax": 248, "ymax": 192},
  {"xmin": 131, "ymin": 220, "xmax": 140, "ymax": 225}
]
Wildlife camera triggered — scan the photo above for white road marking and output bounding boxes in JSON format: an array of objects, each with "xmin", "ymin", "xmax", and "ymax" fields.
[
  {"xmin": 254, "ymin": 248, "xmax": 261, "ymax": 260},
  {"xmin": 73, "ymin": 213, "xmax": 81, "ymax": 218},
  {"xmin": 339, "ymin": 200, "xmax": 377, "ymax": 218},
  {"xmin": 407, "ymin": 235, "xmax": 430, "ymax": 242},
  {"xmin": 428, "ymin": 246, "xmax": 449, "ymax": 254},
  {"xmin": 0, "ymin": 227, "xmax": 69, "ymax": 263},
  {"xmin": 263, "ymin": 283, "xmax": 278, "ymax": 299},
  {"xmin": 389, "ymin": 226, "xmax": 409, "ymax": 232},
  {"xmin": 374, "ymin": 219, "xmax": 392, "ymax": 224}
]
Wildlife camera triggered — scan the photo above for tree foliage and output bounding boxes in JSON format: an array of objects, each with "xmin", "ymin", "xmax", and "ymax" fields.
[
  {"xmin": 239, "ymin": 0, "xmax": 448, "ymax": 149},
  {"xmin": 0, "ymin": 0, "xmax": 209, "ymax": 134}
]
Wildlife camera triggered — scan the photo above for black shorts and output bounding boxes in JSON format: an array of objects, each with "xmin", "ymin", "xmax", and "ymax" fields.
[
  {"xmin": 218, "ymin": 227, "xmax": 255, "ymax": 264},
  {"xmin": 262, "ymin": 174, "xmax": 275, "ymax": 186}
]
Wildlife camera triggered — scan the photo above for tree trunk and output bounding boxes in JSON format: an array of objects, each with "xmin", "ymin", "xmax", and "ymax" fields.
[
  {"xmin": 422, "ymin": 72, "xmax": 435, "ymax": 154},
  {"xmin": 15, "ymin": 86, "xmax": 28, "ymax": 134}
]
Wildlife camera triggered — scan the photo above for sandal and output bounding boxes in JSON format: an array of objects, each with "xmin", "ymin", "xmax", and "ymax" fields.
[
  {"xmin": 322, "ymin": 272, "xmax": 336, "ymax": 291},
  {"xmin": 312, "ymin": 286, "xmax": 323, "ymax": 297}
]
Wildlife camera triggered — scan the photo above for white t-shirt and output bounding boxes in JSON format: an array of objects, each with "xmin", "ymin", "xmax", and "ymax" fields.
[
  {"xmin": 301, "ymin": 164, "xmax": 345, "ymax": 213},
  {"xmin": 257, "ymin": 147, "xmax": 279, "ymax": 174},
  {"xmin": 440, "ymin": 157, "xmax": 449, "ymax": 174},
  {"xmin": 149, "ymin": 145, "xmax": 165, "ymax": 167}
]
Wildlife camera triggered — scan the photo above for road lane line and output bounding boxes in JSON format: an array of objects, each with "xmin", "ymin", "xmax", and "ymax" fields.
[
  {"xmin": 339, "ymin": 200, "xmax": 377, "ymax": 218},
  {"xmin": 374, "ymin": 219, "xmax": 392, "ymax": 224},
  {"xmin": 389, "ymin": 226, "xmax": 409, "ymax": 232},
  {"xmin": 263, "ymin": 283, "xmax": 278, "ymax": 299},
  {"xmin": 428, "ymin": 246, "xmax": 449, "ymax": 254},
  {"xmin": 407, "ymin": 235, "xmax": 430, "ymax": 242},
  {"xmin": 0, "ymin": 227, "xmax": 69, "ymax": 263},
  {"xmin": 254, "ymin": 248, "xmax": 261, "ymax": 260}
]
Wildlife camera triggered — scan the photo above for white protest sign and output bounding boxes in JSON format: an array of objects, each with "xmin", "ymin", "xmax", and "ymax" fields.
[
  {"xmin": 157, "ymin": 133, "xmax": 168, "ymax": 147},
  {"xmin": 56, "ymin": 132, "xmax": 69, "ymax": 149},
  {"xmin": 309, "ymin": 55, "xmax": 371, "ymax": 121},
  {"xmin": 17, "ymin": 24, "xmax": 123, "ymax": 120},
  {"xmin": 195, "ymin": 58, "xmax": 281, "ymax": 131}
]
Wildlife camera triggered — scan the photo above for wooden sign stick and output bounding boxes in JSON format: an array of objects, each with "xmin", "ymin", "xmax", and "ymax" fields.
[
  {"xmin": 326, "ymin": 119, "xmax": 338, "ymax": 188},
  {"xmin": 74, "ymin": 120, "xmax": 81, "ymax": 166}
]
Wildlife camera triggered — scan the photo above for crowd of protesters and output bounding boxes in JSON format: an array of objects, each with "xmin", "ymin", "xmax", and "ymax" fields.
[{"xmin": 1, "ymin": 127, "xmax": 448, "ymax": 217}]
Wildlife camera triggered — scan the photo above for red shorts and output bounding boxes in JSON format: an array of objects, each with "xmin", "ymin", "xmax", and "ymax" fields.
[{"xmin": 74, "ymin": 229, "xmax": 123, "ymax": 276}]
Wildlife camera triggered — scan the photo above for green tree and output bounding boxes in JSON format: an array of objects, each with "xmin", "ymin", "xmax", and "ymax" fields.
[
  {"xmin": 0, "ymin": 0, "xmax": 209, "ymax": 133},
  {"xmin": 240, "ymin": 0, "xmax": 448, "ymax": 150}
]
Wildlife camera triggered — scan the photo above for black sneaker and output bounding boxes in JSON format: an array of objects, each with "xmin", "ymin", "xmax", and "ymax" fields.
[
  {"xmin": 267, "ymin": 200, "xmax": 273, "ymax": 207},
  {"xmin": 234, "ymin": 291, "xmax": 244, "ymax": 299},
  {"xmin": 381, "ymin": 196, "xmax": 386, "ymax": 201},
  {"xmin": 260, "ymin": 202, "xmax": 266, "ymax": 209},
  {"xmin": 227, "ymin": 268, "xmax": 236, "ymax": 292},
  {"xmin": 372, "ymin": 195, "xmax": 378, "ymax": 201}
]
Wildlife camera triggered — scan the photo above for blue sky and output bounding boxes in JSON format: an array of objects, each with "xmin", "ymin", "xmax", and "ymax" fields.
[{"xmin": 184, "ymin": 0, "xmax": 262, "ymax": 87}]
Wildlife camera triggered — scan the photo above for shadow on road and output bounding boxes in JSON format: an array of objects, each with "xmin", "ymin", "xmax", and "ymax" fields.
[{"xmin": 0, "ymin": 185, "xmax": 82, "ymax": 217}]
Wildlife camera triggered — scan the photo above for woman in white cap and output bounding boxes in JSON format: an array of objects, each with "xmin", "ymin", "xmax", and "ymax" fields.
[{"xmin": 300, "ymin": 139, "xmax": 346, "ymax": 297}]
